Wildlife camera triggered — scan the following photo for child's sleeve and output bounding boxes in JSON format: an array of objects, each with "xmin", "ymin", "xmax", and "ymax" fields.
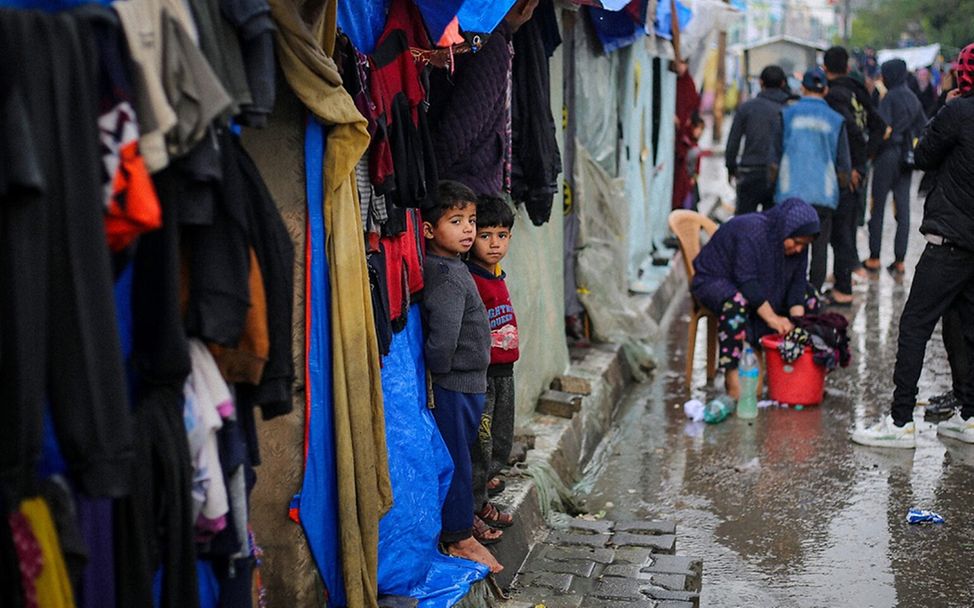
[{"xmin": 424, "ymin": 276, "xmax": 465, "ymax": 375}]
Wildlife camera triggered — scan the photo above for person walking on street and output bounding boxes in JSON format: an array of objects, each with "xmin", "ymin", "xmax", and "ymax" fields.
[
  {"xmin": 864, "ymin": 59, "xmax": 928, "ymax": 276},
  {"xmin": 726, "ymin": 65, "xmax": 791, "ymax": 215},
  {"xmin": 824, "ymin": 46, "xmax": 888, "ymax": 305},
  {"xmin": 774, "ymin": 67, "xmax": 851, "ymax": 293},
  {"xmin": 673, "ymin": 59, "xmax": 702, "ymax": 211},
  {"xmin": 852, "ymin": 43, "xmax": 974, "ymax": 449}
]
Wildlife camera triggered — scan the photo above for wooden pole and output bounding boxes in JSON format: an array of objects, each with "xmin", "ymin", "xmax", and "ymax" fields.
[
  {"xmin": 670, "ymin": 0, "xmax": 682, "ymax": 62},
  {"xmin": 713, "ymin": 21, "xmax": 727, "ymax": 142}
]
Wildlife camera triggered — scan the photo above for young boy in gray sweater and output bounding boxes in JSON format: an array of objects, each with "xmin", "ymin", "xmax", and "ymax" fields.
[{"xmin": 421, "ymin": 180, "xmax": 501, "ymax": 573}]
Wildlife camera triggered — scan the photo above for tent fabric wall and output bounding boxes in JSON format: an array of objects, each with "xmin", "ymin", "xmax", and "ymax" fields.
[
  {"xmin": 505, "ymin": 8, "xmax": 570, "ymax": 423},
  {"xmin": 574, "ymin": 12, "xmax": 621, "ymax": 175},
  {"xmin": 572, "ymin": 143, "xmax": 659, "ymax": 375},
  {"xmin": 648, "ymin": 62, "xmax": 676, "ymax": 250},
  {"xmin": 242, "ymin": 86, "xmax": 323, "ymax": 606},
  {"xmin": 505, "ymin": 209, "xmax": 570, "ymax": 422},
  {"xmin": 617, "ymin": 41, "xmax": 655, "ymax": 284},
  {"xmin": 569, "ymin": 7, "xmax": 679, "ymax": 375}
]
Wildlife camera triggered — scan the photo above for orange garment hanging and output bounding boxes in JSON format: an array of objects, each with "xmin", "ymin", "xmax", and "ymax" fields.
[{"xmin": 21, "ymin": 497, "xmax": 75, "ymax": 608}]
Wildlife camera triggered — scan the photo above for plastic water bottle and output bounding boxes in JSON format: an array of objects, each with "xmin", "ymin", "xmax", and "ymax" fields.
[
  {"xmin": 737, "ymin": 345, "xmax": 759, "ymax": 419},
  {"xmin": 704, "ymin": 395, "xmax": 736, "ymax": 424}
]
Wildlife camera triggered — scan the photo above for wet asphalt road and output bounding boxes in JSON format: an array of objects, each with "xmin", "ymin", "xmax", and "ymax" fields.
[{"xmin": 576, "ymin": 181, "xmax": 974, "ymax": 607}]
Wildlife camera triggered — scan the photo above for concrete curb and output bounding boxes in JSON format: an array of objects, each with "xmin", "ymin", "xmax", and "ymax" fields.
[
  {"xmin": 488, "ymin": 342, "xmax": 631, "ymax": 590},
  {"xmin": 476, "ymin": 258, "xmax": 688, "ymax": 599}
]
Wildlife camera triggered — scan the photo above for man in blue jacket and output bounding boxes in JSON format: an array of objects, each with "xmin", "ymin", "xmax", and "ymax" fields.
[{"xmin": 774, "ymin": 67, "xmax": 852, "ymax": 292}]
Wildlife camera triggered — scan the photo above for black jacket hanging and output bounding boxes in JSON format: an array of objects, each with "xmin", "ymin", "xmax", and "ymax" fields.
[
  {"xmin": 0, "ymin": 8, "xmax": 134, "ymax": 505},
  {"xmin": 511, "ymin": 0, "xmax": 562, "ymax": 225}
]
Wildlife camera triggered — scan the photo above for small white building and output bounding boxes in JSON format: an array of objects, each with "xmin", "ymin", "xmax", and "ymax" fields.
[{"xmin": 739, "ymin": 34, "xmax": 827, "ymax": 94}]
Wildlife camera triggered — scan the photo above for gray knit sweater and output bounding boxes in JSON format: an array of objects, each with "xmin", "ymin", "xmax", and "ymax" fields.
[{"xmin": 422, "ymin": 254, "xmax": 490, "ymax": 394}]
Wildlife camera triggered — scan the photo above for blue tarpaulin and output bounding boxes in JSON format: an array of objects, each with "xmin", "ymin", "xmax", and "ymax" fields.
[
  {"xmin": 337, "ymin": 0, "xmax": 390, "ymax": 55},
  {"xmin": 414, "ymin": 0, "xmax": 462, "ymax": 42},
  {"xmin": 654, "ymin": 0, "xmax": 693, "ymax": 40},
  {"xmin": 376, "ymin": 305, "xmax": 488, "ymax": 607},
  {"xmin": 298, "ymin": 119, "xmax": 346, "ymax": 606},
  {"xmin": 414, "ymin": 0, "xmax": 515, "ymax": 42},
  {"xmin": 336, "ymin": 0, "xmax": 517, "ymax": 51},
  {"xmin": 455, "ymin": 0, "xmax": 514, "ymax": 34}
]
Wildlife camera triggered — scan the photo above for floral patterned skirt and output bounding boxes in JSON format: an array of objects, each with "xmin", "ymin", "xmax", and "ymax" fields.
[{"xmin": 716, "ymin": 289, "xmax": 822, "ymax": 370}]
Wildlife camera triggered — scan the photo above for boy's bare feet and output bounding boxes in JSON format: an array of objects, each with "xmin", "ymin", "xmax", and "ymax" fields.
[{"xmin": 447, "ymin": 537, "xmax": 504, "ymax": 573}]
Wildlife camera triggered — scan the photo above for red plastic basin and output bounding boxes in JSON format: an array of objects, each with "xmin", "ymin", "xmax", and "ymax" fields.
[{"xmin": 760, "ymin": 334, "xmax": 826, "ymax": 405}]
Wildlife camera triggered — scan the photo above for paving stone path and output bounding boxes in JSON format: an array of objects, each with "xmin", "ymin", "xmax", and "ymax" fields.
[{"xmin": 506, "ymin": 519, "xmax": 702, "ymax": 608}]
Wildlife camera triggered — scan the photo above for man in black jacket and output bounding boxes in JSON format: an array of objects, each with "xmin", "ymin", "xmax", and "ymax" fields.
[
  {"xmin": 726, "ymin": 65, "xmax": 791, "ymax": 215},
  {"xmin": 852, "ymin": 43, "xmax": 974, "ymax": 448},
  {"xmin": 824, "ymin": 46, "xmax": 887, "ymax": 304},
  {"xmin": 865, "ymin": 59, "xmax": 928, "ymax": 275}
]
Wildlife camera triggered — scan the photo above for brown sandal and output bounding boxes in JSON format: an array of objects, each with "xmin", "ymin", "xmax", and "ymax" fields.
[
  {"xmin": 862, "ymin": 258, "xmax": 882, "ymax": 272},
  {"xmin": 487, "ymin": 477, "xmax": 505, "ymax": 497},
  {"xmin": 477, "ymin": 502, "xmax": 514, "ymax": 529},
  {"xmin": 472, "ymin": 515, "xmax": 503, "ymax": 545}
]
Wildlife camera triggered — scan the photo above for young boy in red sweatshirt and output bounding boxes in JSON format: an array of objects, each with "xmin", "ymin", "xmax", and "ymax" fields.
[{"xmin": 466, "ymin": 195, "xmax": 519, "ymax": 540}]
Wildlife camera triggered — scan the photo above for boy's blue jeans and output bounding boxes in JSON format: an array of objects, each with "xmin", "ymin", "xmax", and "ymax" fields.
[{"xmin": 431, "ymin": 385, "xmax": 485, "ymax": 543}]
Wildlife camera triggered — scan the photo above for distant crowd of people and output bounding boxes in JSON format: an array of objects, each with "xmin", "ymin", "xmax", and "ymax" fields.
[{"xmin": 694, "ymin": 42, "xmax": 974, "ymax": 448}]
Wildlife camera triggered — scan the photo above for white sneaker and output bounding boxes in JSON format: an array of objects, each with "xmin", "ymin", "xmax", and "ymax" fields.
[
  {"xmin": 851, "ymin": 415, "xmax": 916, "ymax": 448},
  {"xmin": 936, "ymin": 412, "xmax": 974, "ymax": 444}
]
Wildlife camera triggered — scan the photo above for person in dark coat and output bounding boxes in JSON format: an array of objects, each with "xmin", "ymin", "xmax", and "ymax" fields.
[
  {"xmin": 919, "ymin": 64, "xmax": 968, "ymax": 418},
  {"xmin": 672, "ymin": 59, "xmax": 702, "ymax": 211},
  {"xmin": 725, "ymin": 65, "xmax": 791, "ymax": 215},
  {"xmin": 824, "ymin": 46, "xmax": 888, "ymax": 305},
  {"xmin": 910, "ymin": 67, "xmax": 939, "ymax": 118},
  {"xmin": 864, "ymin": 58, "xmax": 928, "ymax": 275},
  {"xmin": 691, "ymin": 198, "xmax": 820, "ymax": 398},
  {"xmin": 852, "ymin": 43, "xmax": 974, "ymax": 449}
]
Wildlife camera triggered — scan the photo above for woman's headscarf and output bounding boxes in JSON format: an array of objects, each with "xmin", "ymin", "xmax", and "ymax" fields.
[{"xmin": 767, "ymin": 197, "xmax": 820, "ymax": 244}]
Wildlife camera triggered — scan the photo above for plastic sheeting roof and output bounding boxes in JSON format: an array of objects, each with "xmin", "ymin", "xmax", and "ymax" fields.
[{"xmin": 337, "ymin": 0, "xmax": 390, "ymax": 55}]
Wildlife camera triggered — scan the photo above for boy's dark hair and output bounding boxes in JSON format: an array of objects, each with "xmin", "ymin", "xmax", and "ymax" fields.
[
  {"xmin": 824, "ymin": 46, "xmax": 850, "ymax": 75},
  {"xmin": 425, "ymin": 180, "xmax": 477, "ymax": 227},
  {"xmin": 476, "ymin": 194, "xmax": 515, "ymax": 229},
  {"xmin": 689, "ymin": 111, "xmax": 705, "ymax": 127},
  {"xmin": 759, "ymin": 65, "xmax": 786, "ymax": 89}
]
